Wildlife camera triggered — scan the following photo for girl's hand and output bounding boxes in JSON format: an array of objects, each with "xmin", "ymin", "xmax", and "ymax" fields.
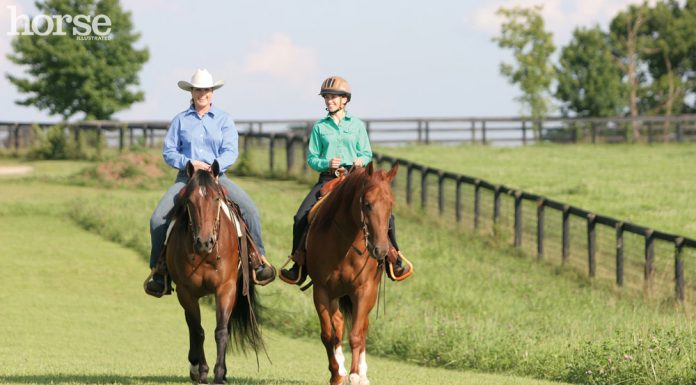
[
  {"xmin": 353, "ymin": 158, "xmax": 364, "ymax": 167},
  {"xmin": 329, "ymin": 157, "xmax": 341, "ymax": 169}
]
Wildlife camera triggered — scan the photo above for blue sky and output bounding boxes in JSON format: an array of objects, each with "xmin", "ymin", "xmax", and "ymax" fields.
[{"xmin": 1, "ymin": 0, "xmax": 651, "ymax": 122}]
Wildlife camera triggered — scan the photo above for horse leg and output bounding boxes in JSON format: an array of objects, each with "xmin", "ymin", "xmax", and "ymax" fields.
[
  {"xmin": 348, "ymin": 290, "xmax": 378, "ymax": 385},
  {"xmin": 212, "ymin": 284, "xmax": 236, "ymax": 384},
  {"xmin": 177, "ymin": 289, "xmax": 209, "ymax": 384},
  {"xmin": 313, "ymin": 287, "xmax": 344, "ymax": 385}
]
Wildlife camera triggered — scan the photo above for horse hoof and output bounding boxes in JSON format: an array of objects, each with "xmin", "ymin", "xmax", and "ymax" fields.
[
  {"xmin": 349, "ymin": 373, "xmax": 362, "ymax": 385},
  {"xmin": 189, "ymin": 363, "xmax": 200, "ymax": 383}
]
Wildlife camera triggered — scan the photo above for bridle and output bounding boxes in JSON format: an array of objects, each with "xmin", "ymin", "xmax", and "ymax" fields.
[{"xmin": 184, "ymin": 181, "xmax": 227, "ymax": 275}]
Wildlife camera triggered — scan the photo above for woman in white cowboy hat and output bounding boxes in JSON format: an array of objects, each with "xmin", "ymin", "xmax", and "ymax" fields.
[{"xmin": 144, "ymin": 69, "xmax": 275, "ymax": 296}]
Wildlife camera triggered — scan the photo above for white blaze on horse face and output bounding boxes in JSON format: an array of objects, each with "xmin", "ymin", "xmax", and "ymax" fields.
[
  {"xmin": 335, "ymin": 346, "xmax": 348, "ymax": 376},
  {"xmin": 198, "ymin": 186, "xmax": 206, "ymax": 197}
]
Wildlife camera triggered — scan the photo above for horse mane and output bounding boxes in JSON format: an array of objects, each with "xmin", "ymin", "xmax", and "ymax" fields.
[
  {"xmin": 313, "ymin": 167, "xmax": 385, "ymax": 229},
  {"xmin": 167, "ymin": 170, "xmax": 220, "ymax": 221}
]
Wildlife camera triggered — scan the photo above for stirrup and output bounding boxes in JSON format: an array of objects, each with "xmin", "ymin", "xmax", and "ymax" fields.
[
  {"xmin": 279, "ymin": 257, "xmax": 307, "ymax": 285},
  {"xmin": 386, "ymin": 252, "xmax": 414, "ymax": 282},
  {"xmin": 143, "ymin": 269, "xmax": 172, "ymax": 297},
  {"xmin": 252, "ymin": 255, "xmax": 276, "ymax": 286}
]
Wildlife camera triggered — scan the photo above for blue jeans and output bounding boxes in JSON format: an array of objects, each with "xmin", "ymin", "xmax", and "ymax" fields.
[{"xmin": 149, "ymin": 171, "xmax": 266, "ymax": 268}]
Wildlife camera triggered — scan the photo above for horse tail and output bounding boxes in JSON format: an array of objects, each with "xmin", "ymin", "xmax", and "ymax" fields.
[
  {"xmin": 338, "ymin": 295, "xmax": 353, "ymax": 330},
  {"xmin": 229, "ymin": 269, "xmax": 265, "ymax": 355}
]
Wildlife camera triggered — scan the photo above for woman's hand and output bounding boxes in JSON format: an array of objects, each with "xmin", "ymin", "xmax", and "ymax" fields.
[
  {"xmin": 191, "ymin": 160, "xmax": 211, "ymax": 171},
  {"xmin": 353, "ymin": 158, "xmax": 364, "ymax": 167},
  {"xmin": 329, "ymin": 157, "xmax": 341, "ymax": 169}
]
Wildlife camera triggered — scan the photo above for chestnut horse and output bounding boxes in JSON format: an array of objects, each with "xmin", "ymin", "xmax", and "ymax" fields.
[
  {"xmin": 306, "ymin": 162, "xmax": 398, "ymax": 385},
  {"xmin": 165, "ymin": 160, "xmax": 263, "ymax": 384}
]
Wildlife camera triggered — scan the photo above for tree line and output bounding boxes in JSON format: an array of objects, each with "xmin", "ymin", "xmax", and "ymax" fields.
[{"xmin": 494, "ymin": 1, "xmax": 696, "ymax": 140}]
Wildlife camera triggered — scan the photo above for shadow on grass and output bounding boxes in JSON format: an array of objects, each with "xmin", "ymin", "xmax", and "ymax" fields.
[{"xmin": 0, "ymin": 374, "xmax": 306, "ymax": 385}]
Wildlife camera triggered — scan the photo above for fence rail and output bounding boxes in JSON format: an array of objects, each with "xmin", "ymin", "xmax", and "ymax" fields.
[
  {"xmin": 3, "ymin": 114, "xmax": 696, "ymax": 150},
  {"xmin": 3, "ymin": 118, "xmax": 696, "ymax": 302}
]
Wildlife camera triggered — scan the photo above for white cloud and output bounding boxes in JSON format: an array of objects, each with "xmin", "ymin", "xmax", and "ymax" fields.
[
  {"xmin": 243, "ymin": 32, "xmax": 320, "ymax": 84},
  {"xmin": 469, "ymin": 0, "xmax": 661, "ymax": 45}
]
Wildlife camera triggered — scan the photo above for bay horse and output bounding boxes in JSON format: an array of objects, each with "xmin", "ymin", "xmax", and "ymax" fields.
[
  {"xmin": 306, "ymin": 162, "xmax": 398, "ymax": 385},
  {"xmin": 165, "ymin": 160, "xmax": 263, "ymax": 384}
]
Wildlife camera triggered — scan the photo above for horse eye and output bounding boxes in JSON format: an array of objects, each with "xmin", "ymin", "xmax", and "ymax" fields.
[{"xmin": 364, "ymin": 202, "xmax": 372, "ymax": 211}]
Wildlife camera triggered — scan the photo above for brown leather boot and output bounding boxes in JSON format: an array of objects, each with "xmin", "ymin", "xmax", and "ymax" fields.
[
  {"xmin": 386, "ymin": 248, "xmax": 413, "ymax": 281},
  {"xmin": 280, "ymin": 250, "xmax": 307, "ymax": 285}
]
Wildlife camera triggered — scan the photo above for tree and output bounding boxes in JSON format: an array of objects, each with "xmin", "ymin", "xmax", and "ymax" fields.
[
  {"xmin": 493, "ymin": 5, "xmax": 556, "ymax": 135},
  {"xmin": 556, "ymin": 26, "xmax": 625, "ymax": 117},
  {"xmin": 639, "ymin": 0, "xmax": 696, "ymax": 119},
  {"xmin": 6, "ymin": 0, "xmax": 149, "ymax": 120},
  {"xmin": 610, "ymin": 3, "xmax": 653, "ymax": 140}
]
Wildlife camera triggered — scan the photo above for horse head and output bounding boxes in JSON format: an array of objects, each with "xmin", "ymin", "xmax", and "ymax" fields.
[
  {"xmin": 360, "ymin": 162, "xmax": 398, "ymax": 261},
  {"xmin": 183, "ymin": 160, "xmax": 224, "ymax": 255}
]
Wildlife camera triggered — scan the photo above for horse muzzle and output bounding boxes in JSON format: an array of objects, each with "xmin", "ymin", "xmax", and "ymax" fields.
[
  {"xmin": 368, "ymin": 243, "xmax": 389, "ymax": 262},
  {"xmin": 194, "ymin": 234, "xmax": 216, "ymax": 255}
]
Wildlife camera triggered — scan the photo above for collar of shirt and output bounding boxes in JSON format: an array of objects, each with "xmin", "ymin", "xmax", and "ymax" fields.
[
  {"xmin": 321, "ymin": 112, "xmax": 353, "ymax": 124},
  {"xmin": 185, "ymin": 103, "xmax": 219, "ymax": 118}
]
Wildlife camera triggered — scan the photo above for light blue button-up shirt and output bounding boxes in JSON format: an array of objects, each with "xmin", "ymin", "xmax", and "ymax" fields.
[{"xmin": 163, "ymin": 104, "xmax": 238, "ymax": 172}]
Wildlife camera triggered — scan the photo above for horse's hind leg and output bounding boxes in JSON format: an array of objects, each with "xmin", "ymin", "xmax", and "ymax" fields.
[
  {"xmin": 212, "ymin": 285, "xmax": 236, "ymax": 384},
  {"xmin": 177, "ymin": 290, "xmax": 209, "ymax": 384},
  {"xmin": 314, "ymin": 288, "xmax": 345, "ymax": 385}
]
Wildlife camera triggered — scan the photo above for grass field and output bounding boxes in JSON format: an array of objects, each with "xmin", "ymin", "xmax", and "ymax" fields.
[
  {"xmin": 0, "ymin": 160, "xmax": 567, "ymax": 385},
  {"xmin": 3, "ymin": 147, "xmax": 696, "ymax": 385},
  {"xmin": 374, "ymin": 143, "xmax": 696, "ymax": 238}
]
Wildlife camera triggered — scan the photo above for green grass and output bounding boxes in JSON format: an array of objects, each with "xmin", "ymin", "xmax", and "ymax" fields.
[
  {"xmin": 374, "ymin": 143, "xmax": 696, "ymax": 238},
  {"xmin": 0, "ymin": 187, "xmax": 565, "ymax": 385},
  {"xmin": 4, "ymin": 153, "xmax": 696, "ymax": 384}
]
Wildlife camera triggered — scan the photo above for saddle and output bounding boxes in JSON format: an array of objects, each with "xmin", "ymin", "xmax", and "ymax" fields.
[{"xmin": 307, "ymin": 170, "xmax": 347, "ymax": 223}]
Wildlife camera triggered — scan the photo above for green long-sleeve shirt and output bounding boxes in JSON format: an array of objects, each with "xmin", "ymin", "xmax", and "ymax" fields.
[{"xmin": 307, "ymin": 114, "xmax": 373, "ymax": 172}]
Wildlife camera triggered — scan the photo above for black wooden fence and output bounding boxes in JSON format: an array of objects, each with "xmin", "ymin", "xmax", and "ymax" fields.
[
  {"xmin": 3, "ymin": 114, "xmax": 696, "ymax": 149},
  {"xmin": 3, "ymin": 118, "xmax": 696, "ymax": 303}
]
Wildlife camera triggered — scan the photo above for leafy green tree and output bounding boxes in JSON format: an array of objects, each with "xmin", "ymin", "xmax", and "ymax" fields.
[
  {"xmin": 639, "ymin": 0, "xmax": 696, "ymax": 117},
  {"xmin": 6, "ymin": 0, "xmax": 149, "ymax": 120},
  {"xmin": 493, "ymin": 5, "xmax": 556, "ymax": 135},
  {"xmin": 556, "ymin": 26, "xmax": 625, "ymax": 117}
]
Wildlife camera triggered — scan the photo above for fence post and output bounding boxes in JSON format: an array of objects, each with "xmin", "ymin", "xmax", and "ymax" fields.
[
  {"xmin": 425, "ymin": 121, "xmax": 430, "ymax": 145},
  {"xmin": 417, "ymin": 120, "xmax": 422, "ymax": 143},
  {"xmin": 676, "ymin": 121, "xmax": 683, "ymax": 142},
  {"xmin": 470, "ymin": 120, "xmax": 476, "ymax": 143},
  {"xmin": 420, "ymin": 166, "xmax": 428, "ymax": 210},
  {"xmin": 616, "ymin": 223, "xmax": 624, "ymax": 287},
  {"xmin": 13, "ymin": 123, "xmax": 21, "ymax": 150},
  {"xmin": 482, "ymin": 120, "xmax": 487, "ymax": 145},
  {"xmin": 522, "ymin": 120, "xmax": 527, "ymax": 146},
  {"xmin": 269, "ymin": 133, "xmax": 276, "ymax": 175},
  {"xmin": 119, "ymin": 125, "xmax": 125, "ymax": 152},
  {"xmin": 493, "ymin": 186, "xmax": 501, "ymax": 225},
  {"xmin": 302, "ymin": 136, "xmax": 308, "ymax": 173},
  {"xmin": 675, "ymin": 237, "xmax": 685, "ymax": 302},
  {"xmin": 455, "ymin": 177, "xmax": 462, "ymax": 223},
  {"xmin": 645, "ymin": 230, "xmax": 655, "ymax": 293},
  {"xmin": 587, "ymin": 213, "xmax": 596, "ymax": 278},
  {"xmin": 474, "ymin": 180, "xmax": 481, "ymax": 230},
  {"xmin": 437, "ymin": 172, "xmax": 445, "ymax": 215},
  {"xmin": 514, "ymin": 191, "xmax": 522, "ymax": 248},
  {"xmin": 562, "ymin": 206, "xmax": 570, "ymax": 265},
  {"xmin": 537, "ymin": 198, "xmax": 545, "ymax": 260},
  {"xmin": 406, "ymin": 163, "xmax": 414, "ymax": 206},
  {"xmin": 591, "ymin": 122, "xmax": 597, "ymax": 144},
  {"xmin": 286, "ymin": 134, "xmax": 294, "ymax": 174}
]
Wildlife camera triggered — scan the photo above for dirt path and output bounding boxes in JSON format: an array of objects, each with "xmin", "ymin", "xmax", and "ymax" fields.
[{"xmin": 0, "ymin": 166, "xmax": 32, "ymax": 175}]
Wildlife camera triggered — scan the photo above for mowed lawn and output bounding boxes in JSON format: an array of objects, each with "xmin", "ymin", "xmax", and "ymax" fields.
[
  {"xmin": 376, "ymin": 143, "xmax": 696, "ymax": 238},
  {"xmin": 0, "ymin": 175, "xmax": 567, "ymax": 385}
]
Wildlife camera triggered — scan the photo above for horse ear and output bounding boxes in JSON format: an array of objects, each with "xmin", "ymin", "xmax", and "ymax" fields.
[
  {"xmin": 366, "ymin": 161, "xmax": 374, "ymax": 176},
  {"xmin": 186, "ymin": 161, "xmax": 195, "ymax": 178},
  {"xmin": 211, "ymin": 160, "xmax": 220, "ymax": 177},
  {"xmin": 386, "ymin": 162, "xmax": 399, "ymax": 182}
]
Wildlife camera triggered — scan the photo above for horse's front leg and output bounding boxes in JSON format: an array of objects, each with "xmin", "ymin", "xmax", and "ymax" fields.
[
  {"xmin": 314, "ymin": 287, "xmax": 345, "ymax": 385},
  {"xmin": 213, "ymin": 283, "xmax": 236, "ymax": 384},
  {"xmin": 348, "ymin": 287, "xmax": 379, "ymax": 385},
  {"xmin": 177, "ymin": 289, "xmax": 209, "ymax": 384}
]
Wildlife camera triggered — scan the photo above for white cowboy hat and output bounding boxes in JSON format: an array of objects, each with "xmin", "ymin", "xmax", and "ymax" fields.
[{"xmin": 177, "ymin": 69, "xmax": 224, "ymax": 91}]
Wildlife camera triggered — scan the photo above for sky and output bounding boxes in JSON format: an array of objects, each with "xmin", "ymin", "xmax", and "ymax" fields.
[{"xmin": 0, "ymin": 0, "xmax": 654, "ymax": 123}]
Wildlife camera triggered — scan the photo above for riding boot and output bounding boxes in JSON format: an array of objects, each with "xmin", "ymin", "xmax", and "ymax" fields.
[
  {"xmin": 386, "ymin": 247, "xmax": 413, "ymax": 281},
  {"xmin": 280, "ymin": 249, "xmax": 308, "ymax": 285},
  {"xmin": 251, "ymin": 254, "xmax": 276, "ymax": 286},
  {"xmin": 144, "ymin": 249, "xmax": 172, "ymax": 297}
]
